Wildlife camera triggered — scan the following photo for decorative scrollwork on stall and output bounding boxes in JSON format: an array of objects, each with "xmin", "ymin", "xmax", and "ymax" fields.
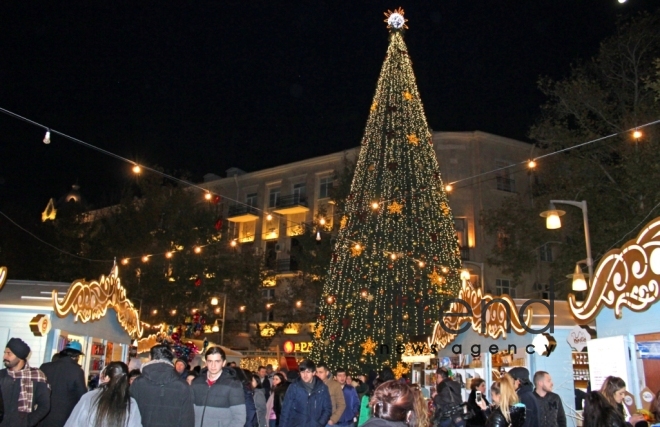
[
  {"xmin": 569, "ymin": 216, "xmax": 660, "ymax": 323},
  {"xmin": 53, "ymin": 265, "xmax": 143, "ymax": 338}
]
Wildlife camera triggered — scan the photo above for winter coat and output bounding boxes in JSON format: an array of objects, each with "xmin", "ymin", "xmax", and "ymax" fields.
[
  {"xmin": 466, "ymin": 389, "xmax": 490, "ymax": 427},
  {"xmin": 0, "ymin": 367, "xmax": 51, "ymax": 427},
  {"xmin": 260, "ymin": 377, "xmax": 271, "ymax": 401},
  {"xmin": 325, "ymin": 378, "xmax": 346, "ymax": 424},
  {"xmin": 244, "ymin": 387, "xmax": 257, "ymax": 427},
  {"xmin": 533, "ymin": 391, "xmax": 566, "ymax": 427},
  {"xmin": 486, "ymin": 404, "xmax": 526, "ymax": 427},
  {"xmin": 338, "ymin": 383, "xmax": 360, "ymax": 425},
  {"xmin": 358, "ymin": 394, "xmax": 372, "ymax": 427},
  {"xmin": 253, "ymin": 388, "xmax": 266, "ymax": 427},
  {"xmin": 191, "ymin": 368, "xmax": 246, "ymax": 427},
  {"xmin": 38, "ymin": 356, "xmax": 87, "ymax": 427},
  {"xmin": 516, "ymin": 384, "xmax": 540, "ymax": 427},
  {"xmin": 64, "ymin": 388, "xmax": 142, "ymax": 427},
  {"xmin": 434, "ymin": 379, "xmax": 463, "ymax": 417},
  {"xmin": 361, "ymin": 417, "xmax": 409, "ymax": 427},
  {"xmin": 270, "ymin": 382, "xmax": 289, "ymax": 426},
  {"xmin": 280, "ymin": 376, "xmax": 332, "ymax": 427},
  {"xmin": 130, "ymin": 359, "xmax": 195, "ymax": 427}
]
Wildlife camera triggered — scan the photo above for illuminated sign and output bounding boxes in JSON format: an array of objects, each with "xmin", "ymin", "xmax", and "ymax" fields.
[
  {"xmin": 569, "ymin": 216, "xmax": 660, "ymax": 322},
  {"xmin": 29, "ymin": 314, "xmax": 51, "ymax": 337},
  {"xmin": 53, "ymin": 265, "xmax": 143, "ymax": 338},
  {"xmin": 282, "ymin": 340, "xmax": 312, "ymax": 353}
]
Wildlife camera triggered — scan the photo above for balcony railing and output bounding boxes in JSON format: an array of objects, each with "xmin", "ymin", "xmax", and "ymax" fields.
[
  {"xmin": 496, "ymin": 177, "xmax": 516, "ymax": 193},
  {"xmin": 460, "ymin": 247, "xmax": 470, "ymax": 261},
  {"xmin": 228, "ymin": 204, "xmax": 259, "ymax": 217},
  {"xmin": 276, "ymin": 194, "xmax": 308, "ymax": 209},
  {"xmin": 275, "ymin": 258, "xmax": 299, "ymax": 272}
]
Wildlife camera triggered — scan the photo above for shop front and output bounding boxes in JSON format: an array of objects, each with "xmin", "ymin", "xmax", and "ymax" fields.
[{"xmin": 0, "ymin": 265, "xmax": 142, "ymax": 383}]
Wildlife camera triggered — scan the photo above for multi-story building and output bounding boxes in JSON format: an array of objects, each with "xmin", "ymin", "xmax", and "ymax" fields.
[{"xmin": 201, "ymin": 130, "xmax": 541, "ymax": 352}]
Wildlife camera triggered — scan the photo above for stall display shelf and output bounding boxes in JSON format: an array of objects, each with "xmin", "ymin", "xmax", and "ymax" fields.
[{"xmin": 572, "ymin": 351, "xmax": 590, "ymax": 391}]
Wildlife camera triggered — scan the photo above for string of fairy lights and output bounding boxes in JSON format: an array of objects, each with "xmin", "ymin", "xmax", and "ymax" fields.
[{"xmin": 1, "ymin": 110, "xmax": 659, "ymax": 273}]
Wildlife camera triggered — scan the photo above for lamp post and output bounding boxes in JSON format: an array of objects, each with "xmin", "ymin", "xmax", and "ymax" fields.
[
  {"xmin": 540, "ymin": 200, "xmax": 593, "ymax": 290},
  {"xmin": 211, "ymin": 294, "xmax": 227, "ymax": 346}
]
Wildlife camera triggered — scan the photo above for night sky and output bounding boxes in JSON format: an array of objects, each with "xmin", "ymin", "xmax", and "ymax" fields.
[{"xmin": 1, "ymin": 1, "xmax": 658, "ymax": 214}]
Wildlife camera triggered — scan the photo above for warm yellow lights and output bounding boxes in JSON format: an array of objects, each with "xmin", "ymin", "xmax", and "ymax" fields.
[
  {"xmin": 569, "ymin": 264, "xmax": 588, "ymax": 292},
  {"xmin": 239, "ymin": 306, "xmax": 246, "ymax": 312},
  {"xmin": 141, "ymin": 255, "xmax": 149, "ymax": 263},
  {"xmin": 266, "ymin": 213, "xmax": 273, "ymax": 221},
  {"xmin": 441, "ymin": 266, "xmax": 449, "ymax": 274},
  {"xmin": 194, "ymin": 246, "xmax": 202, "ymax": 254},
  {"xmin": 326, "ymin": 295, "xmax": 336, "ymax": 304},
  {"xmin": 319, "ymin": 218, "xmax": 326, "ymax": 225},
  {"xmin": 295, "ymin": 300, "xmax": 303, "ymax": 308},
  {"xmin": 371, "ymin": 202, "xmax": 380, "ymax": 210},
  {"xmin": 528, "ymin": 160, "xmax": 537, "ymax": 169},
  {"xmin": 152, "ymin": 309, "xmax": 158, "ymax": 315},
  {"xmin": 214, "ymin": 307, "xmax": 221, "ymax": 314},
  {"xmin": 418, "ymin": 261, "xmax": 425, "ymax": 268},
  {"xmin": 191, "ymin": 308, "xmax": 198, "ymax": 314},
  {"xmin": 390, "ymin": 253, "xmax": 397, "ymax": 260},
  {"xmin": 445, "ymin": 184, "xmax": 453, "ymax": 193},
  {"xmin": 633, "ymin": 130, "xmax": 643, "ymax": 139},
  {"xmin": 266, "ymin": 303, "xmax": 274, "ymax": 310},
  {"xmin": 170, "ymin": 309, "xmax": 177, "ymax": 316},
  {"xmin": 360, "ymin": 288, "xmax": 369, "ymax": 298},
  {"xmin": 460, "ymin": 269, "xmax": 471, "ymax": 282},
  {"xmin": 121, "ymin": 258, "xmax": 129, "ymax": 265},
  {"xmin": 132, "ymin": 165, "xmax": 141, "ymax": 174},
  {"xmin": 211, "ymin": 297, "xmax": 218, "ymax": 306},
  {"xmin": 165, "ymin": 251, "xmax": 173, "ymax": 259},
  {"xmin": 230, "ymin": 240, "xmax": 237, "ymax": 247},
  {"xmin": 540, "ymin": 204, "xmax": 566, "ymax": 230},
  {"xmin": 205, "ymin": 192, "xmax": 212, "ymax": 201}
]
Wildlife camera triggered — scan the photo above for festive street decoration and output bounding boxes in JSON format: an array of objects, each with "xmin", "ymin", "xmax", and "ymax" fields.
[
  {"xmin": 392, "ymin": 361, "xmax": 410, "ymax": 379},
  {"xmin": 569, "ymin": 216, "xmax": 660, "ymax": 322},
  {"xmin": 0, "ymin": 266, "xmax": 6, "ymax": 291},
  {"xmin": 53, "ymin": 265, "xmax": 143, "ymax": 338},
  {"xmin": 311, "ymin": 10, "xmax": 461, "ymax": 372}
]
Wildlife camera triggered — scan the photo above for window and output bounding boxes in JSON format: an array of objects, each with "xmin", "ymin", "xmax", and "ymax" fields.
[
  {"xmin": 288, "ymin": 213, "xmax": 306, "ymax": 236},
  {"xmin": 539, "ymin": 244, "xmax": 553, "ymax": 262},
  {"xmin": 495, "ymin": 279, "xmax": 515, "ymax": 297},
  {"xmin": 246, "ymin": 193, "xmax": 258, "ymax": 207},
  {"xmin": 319, "ymin": 176, "xmax": 333, "ymax": 199},
  {"xmin": 495, "ymin": 161, "xmax": 515, "ymax": 192},
  {"xmin": 265, "ymin": 241, "xmax": 277, "ymax": 270},
  {"xmin": 293, "ymin": 183, "xmax": 306, "ymax": 200},
  {"xmin": 497, "ymin": 230, "xmax": 510, "ymax": 250},
  {"xmin": 454, "ymin": 218, "xmax": 467, "ymax": 247},
  {"xmin": 269, "ymin": 188, "xmax": 280, "ymax": 208},
  {"xmin": 261, "ymin": 288, "xmax": 275, "ymax": 299},
  {"xmin": 239, "ymin": 221, "xmax": 255, "ymax": 243},
  {"xmin": 262, "ymin": 311, "xmax": 274, "ymax": 322}
]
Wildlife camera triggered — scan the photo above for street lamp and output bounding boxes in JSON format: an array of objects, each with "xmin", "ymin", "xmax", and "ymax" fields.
[{"xmin": 540, "ymin": 200, "xmax": 593, "ymax": 291}]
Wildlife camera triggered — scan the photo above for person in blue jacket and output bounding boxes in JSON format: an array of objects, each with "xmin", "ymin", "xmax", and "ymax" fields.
[
  {"xmin": 280, "ymin": 359, "xmax": 332, "ymax": 427},
  {"xmin": 336, "ymin": 368, "xmax": 360, "ymax": 427}
]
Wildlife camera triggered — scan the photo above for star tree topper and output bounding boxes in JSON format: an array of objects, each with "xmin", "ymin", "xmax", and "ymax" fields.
[{"xmin": 384, "ymin": 7, "xmax": 409, "ymax": 30}]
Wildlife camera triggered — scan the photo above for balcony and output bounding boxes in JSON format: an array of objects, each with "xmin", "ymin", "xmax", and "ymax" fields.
[
  {"xmin": 275, "ymin": 257, "xmax": 299, "ymax": 272},
  {"xmin": 460, "ymin": 247, "xmax": 470, "ymax": 261},
  {"xmin": 227, "ymin": 204, "xmax": 259, "ymax": 223},
  {"xmin": 272, "ymin": 194, "xmax": 309, "ymax": 215},
  {"xmin": 496, "ymin": 177, "xmax": 516, "ymax": 193}
]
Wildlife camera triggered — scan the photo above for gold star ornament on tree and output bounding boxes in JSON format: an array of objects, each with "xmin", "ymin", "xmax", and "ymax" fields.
[
  {"xmin": 403, "ymin": 91, "xmax": 413, "ymax": 101},
  {"xmin": 407, "ymin": 134, "xmax": 419, "ymax": 146},
  {"xmin": 371, "ymin": 101, "xmax": 378, "ymax": 111},
  {"xmin": 388, "ymin": 200, "xmax": 403, "ymax": 214},
  {"xmin": 393, "ymin": 361, "xmax": 410, "ymax": 379},
  {"xmin": 428, "ymin": 269, "xmax": 445, "ymax": 286},
  {"xmin": 361, "ymin": 337, "xmax": 377, "ymax": 356},
  {"xmin": 340, "ymin": 215, "xmax": 348, "ymax": 229},
  {"xmin": 440, "ymin": 202, "xmax": 450, "ymax": 216},
  {"xmin": 351, "ymin": 244, "xmax": 364, "ymax": 257},
  {"xmin": 314, "ymin": 323, "xmax": 324, "ymax": 339}
]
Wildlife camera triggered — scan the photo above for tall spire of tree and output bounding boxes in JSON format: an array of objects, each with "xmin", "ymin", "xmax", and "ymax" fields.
[{"xmin": 310, "ymin": 8, "xmax": 462, "ymax": 373}]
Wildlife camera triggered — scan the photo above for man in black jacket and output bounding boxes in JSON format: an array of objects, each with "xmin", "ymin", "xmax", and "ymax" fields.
[
  {"xmin": 533, "ymin": 371, "xmax": 566, "ymax": 427},
  {"xmin": 130, "ymin": 344, "xmax": 195, "ymax": 427},
  {"xmin": 38, "ymin": 341, "xmax": 87, "ymax": 427},
  {"xmin": 434, "ymin": 367, "xmax": 464, "ymax": 427},
  {"xmin": 509, "ymin": 367, "xmax": 540, "ymax": 427}
]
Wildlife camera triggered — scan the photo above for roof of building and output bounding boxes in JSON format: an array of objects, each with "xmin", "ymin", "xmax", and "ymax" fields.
[{"xmin": 0, "ymin": 279, "xmax": 70, "ymax": 309}]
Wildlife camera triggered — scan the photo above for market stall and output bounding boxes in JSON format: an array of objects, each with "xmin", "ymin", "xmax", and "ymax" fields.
[{"xmin": 0, "ymin": 265, "xmax": 141, "ymax": 382}]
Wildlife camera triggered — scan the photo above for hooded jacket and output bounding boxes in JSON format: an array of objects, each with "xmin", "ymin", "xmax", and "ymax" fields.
[
  {"xmin": 516, "ymin": 383, "xmax": 540, "ymax": 427},
  {"xmin": 434, "ymin": 378, "xmax": 463, "ymax": 416},
  {"xmin": 191, "ymin": 367, "xmax": 246, "ymax": 427},
  {"xmin": 280, "ymin": 376, "xmax": 332, "ymax": 427},
  {"xmin": 130, "ymin": 359, "xmax": 195, "ymax": 427},
  {"xmin": 38, "ymin": 356, "xmax": 87, "ymax": 427},
  {"xmin": 486, "ymin": 404, "xmax": 526, "ymax": 427}
]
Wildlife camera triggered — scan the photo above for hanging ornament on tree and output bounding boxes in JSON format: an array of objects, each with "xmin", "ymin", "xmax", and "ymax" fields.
[{"xmin": 214, "ymin": 217, "xmax": 223, "ymax": 231}]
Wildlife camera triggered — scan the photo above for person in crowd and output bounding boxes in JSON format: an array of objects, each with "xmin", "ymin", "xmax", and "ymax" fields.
[
  {"xmin": 174, "ymin": 359, "xmax": 189, "ymax": 381},
  {"xmin": 233, "ymin": 368, "xmax": 257, "ymax": 427},
  {"xmin": 265, "ymin": 372, "xmax": 288, "ymax": 427},
  {"xmin": 467, "ymin": 378, "xmax": 490, "ymax": 427},
  {"xmin": 650, "ymin": 390, "xmax": 660, "ymax": 423},
  {"xmin": 353, "ymin": 378, "xmax": 369, "ymax": 402},
  {"xmin": 258, "ymin": 366, "xmax": 272, "ymax": 400},
  {"xmin": 38, "ymin": 341, "xmax": 87, "ymax": 427},
  {"xmin": 130, "ymin": 344, "xmax": 194, "ymax": 427},
  {"xmin": 532, "ymin": 371, "xmax": 566, "ymax": 427},
  {"xmin": 64, "ymin": 361, "xmax": 142, "ymax": 427},
  {"xmin": 191, "ymin": 346, "xmax": 246, "ymax": 427},
  {"xmin": 280, "ymin": 359, "xmax": 332, "ymax": 427},
  {"xmin": 483, "ymin": 375, "xmax": 526, "ymax": 427},
  {"xmin": 336, "ymin": 368, "xmax": 360, "ymax": 427},
  {"xmin": 186, "ymin": 371, "xmax": 198, "ymax": 386},
  {"xmin": 228, "ymin": 362, "xmax": 237, "ymax": 368},
  {"xmin": 0, "ymin": 338, "xmax": 50, "ymax": 427},
  {"xmin": 582, "ymin": 391, "xmax": 625, "ymax": 427},
  {"xmin": 128, "ymin": 369, "xmax": 141, "ymax": 385},
  {"xmin": 359, "ymin": 378, "xmax": 383, "ymax": 426},
  {"xmin": 361, "ymin": 380, "xmax": 426, "ymax": 427},
  {"xmin": 316, "ymin": 362, "xmax": 346, "ymax": 426},
  {"xmin": 379, "ymin": 368, "xmax": 395, "ymax": 383},
  {"xmin": 599, "ymin": 376, "xmax": 646, "ymax": 427},
  {"xmin": 251, "ymin": 374, "xmax": 267, "ymax": 427},
  {"xmin": 508, "ymin": 367, "xmax": 540, "ymax": 427},
  {"xmin": 266, "ymin": 365, "xmax": 274, "ymax": 384},
  {"xmin": 433, "ymin": 367, "xmax": 463, "ymax": 427}
]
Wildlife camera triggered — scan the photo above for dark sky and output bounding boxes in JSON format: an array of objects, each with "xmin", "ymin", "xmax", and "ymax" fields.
[{"xmin": 1, "ymin": 0, "xmax": 658, "ymax": 213}]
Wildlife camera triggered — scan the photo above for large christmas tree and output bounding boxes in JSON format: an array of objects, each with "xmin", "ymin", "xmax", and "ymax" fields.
[{"xmin": 310, "ymin": 9, "xmax": 462, "ymax": 374}]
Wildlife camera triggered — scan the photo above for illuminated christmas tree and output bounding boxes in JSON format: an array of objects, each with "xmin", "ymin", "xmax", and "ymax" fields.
[{"xmin": 310, "ymin": 9, "xmax": 462, "ymax": 374}]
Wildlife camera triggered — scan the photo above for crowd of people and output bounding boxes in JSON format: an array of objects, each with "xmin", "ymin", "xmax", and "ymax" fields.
[{"xmin": 0, "ymin": 336, "xmax": 658, "ymax": 427}]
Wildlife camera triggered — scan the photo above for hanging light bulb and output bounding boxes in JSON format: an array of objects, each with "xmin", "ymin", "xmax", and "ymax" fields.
[
  {"xmin": 132, "ymin": 164, "xmax": 141, "ymax": 174},
  {"xmin": 194, "ymin": 246, "xmax": 202, "ymax": 254},
  {"xmin": 141, "ymin": 255, "xmax": 149, "ymax": 263},
  {"xmin": 205, "ymin": 192, "xmax": 212, "ymax": 201},
  {"xmin": 295, "ymin": 300, "xmax": 302, "ymax": 308},
  {"xmin": 43, "ymin": 129, "xmax": 51, "ymax": 144},
  {"xmin": 390, "ymin": 253, "xmax": 397, "ymax": 260},
  {"xmin": 633, "ymin": 130, "xmax": 642, "ymax": 139},
  {"xmin": 121, "ymin": 258, "xmax": 129, "ymax": 265},
  {"xmin": 418, "ymin": 261, "xmax": 425, "ymax": 268},
  {"xmin": 445, "ymin": 184, "xmax": 453, "ymax": 193},
  {"xmin": 319, "ymin": 218, "xmax": 326, "ymax": 225},
  {"xmin": 371, "ymin": 202, "xmax": 380, "ymax": 210},
  {"xmin": 152, "ymin": 309, "xmax": 158, "ymax": 315},
  {"xmin": 266, "ymin": 213, "xmax": 273, "ymax": 221},
  {"xmin": 230, "ymin": 240, "xmax": 237, "ymax": 247},
  {"xmin": 165, "ymin": 251, "xmax": 173, "ymax": 259},
  {"xmin": 316, "ymin": 231, "xmax": 321, "ymax": 241},
  {"xmin": 528, "ymin": 160, "xmax": 537, "ymax": 169}
]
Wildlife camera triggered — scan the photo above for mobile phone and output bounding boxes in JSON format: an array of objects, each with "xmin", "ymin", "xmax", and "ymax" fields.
[{"xmin": 476, "ymin": 391, "xmax": 482, "ymax": 403}]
